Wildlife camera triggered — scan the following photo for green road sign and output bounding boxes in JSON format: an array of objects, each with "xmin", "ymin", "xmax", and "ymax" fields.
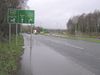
[{"xmin": 8, "ymin": 9, "xmax": 35, "ymax": 24}]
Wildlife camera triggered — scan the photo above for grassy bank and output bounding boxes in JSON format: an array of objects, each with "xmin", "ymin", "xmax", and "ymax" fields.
[
  {"xmin": 46, "ymin": 33, "xmax": 100, "ymax": 43},
  {"xmin": 65, "ymin": 35, "xmax": 100, "ymax": 43},
  {"xmin": 0, "ymin": 35, "xmax": 24, "ymax": 75}
]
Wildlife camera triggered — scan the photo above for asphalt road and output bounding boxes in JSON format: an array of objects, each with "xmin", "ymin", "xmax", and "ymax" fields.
[{"xmin": 18, "ymin": 33, "xmax": 100, "ymax": 75}]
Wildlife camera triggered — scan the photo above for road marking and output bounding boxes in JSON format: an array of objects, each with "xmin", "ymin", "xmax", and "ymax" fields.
[
  {"xmin": 40, "ymin": 36, "xmax": 84, "ymax": 50},
  {"xmin": 65, "ymin": 43, "xmax": 84, "ymax": 49}
]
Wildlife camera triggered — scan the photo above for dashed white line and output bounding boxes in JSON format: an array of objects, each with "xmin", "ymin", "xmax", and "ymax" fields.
[{"xmin": 65, "ymin": 43, "xmax": 84, "ymax": 49}]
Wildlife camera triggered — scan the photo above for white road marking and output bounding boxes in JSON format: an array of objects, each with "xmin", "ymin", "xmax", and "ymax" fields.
[
  {"xmin": 36, "ymin": 35, "xmax": 84, "ymax": 50},
  {"xmin": 65, "ymin": 43, "xmax": 84, "ymax": 49}
]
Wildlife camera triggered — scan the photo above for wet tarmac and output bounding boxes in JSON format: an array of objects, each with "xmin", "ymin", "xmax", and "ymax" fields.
[{"xmin": 18, "ymin": 34, "xmax": 99, "ymax": 75}]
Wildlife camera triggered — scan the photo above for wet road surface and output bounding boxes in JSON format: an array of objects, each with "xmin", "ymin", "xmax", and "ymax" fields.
[{"xmin": 18, "ymin": 34, "xmax": 100, "ymax": 75}]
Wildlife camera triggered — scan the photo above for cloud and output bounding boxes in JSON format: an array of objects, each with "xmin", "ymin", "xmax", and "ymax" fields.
[{"xmin": 27, "ymin": 0, "xmax": 100, "ymax": 29}]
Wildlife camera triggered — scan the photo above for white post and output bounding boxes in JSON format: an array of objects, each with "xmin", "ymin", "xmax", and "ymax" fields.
[{"xmin": 9, "ymin": 24, "xmax": 11, "ymax": 45}]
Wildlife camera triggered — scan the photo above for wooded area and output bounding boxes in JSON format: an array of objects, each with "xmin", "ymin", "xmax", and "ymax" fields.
[
  {"xmin": 67, "ymin": 10, "xmax": 100, "ymax": 36},
  {"xmin": 0, "ymin": 0, "xmax": 28, "ymax": 41}
]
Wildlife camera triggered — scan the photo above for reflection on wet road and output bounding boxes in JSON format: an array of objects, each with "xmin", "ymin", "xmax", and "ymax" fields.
[{"xmin": 18, "ymin": 34, "xmax": 100, "ymax": 75}]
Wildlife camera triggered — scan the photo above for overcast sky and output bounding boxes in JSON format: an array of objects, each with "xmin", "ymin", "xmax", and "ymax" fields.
[{"xmin": 27, "ymin": 0, "xmax": 100, "ymax": 29}]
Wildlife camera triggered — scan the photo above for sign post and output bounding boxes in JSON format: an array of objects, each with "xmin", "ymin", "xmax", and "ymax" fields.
[
  {"xmin": 8, "ymin": 9, "xmax": 35, "ymax": 75},
  {"xmin": 16, "ymin": 24, "xmax": 18, "ymax": 45},
  {"xmin": 9, "ymin": 24, "xmax": 11, "ymax": 45},
  {"xmin": 8, "ymin": 9, "xmax": 35, "ymax": 45}
]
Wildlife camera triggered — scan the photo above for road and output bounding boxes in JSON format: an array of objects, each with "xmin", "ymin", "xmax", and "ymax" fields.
[{"xmin": 18, "ymin": 33, "xmax": 100, "ymax": 75}]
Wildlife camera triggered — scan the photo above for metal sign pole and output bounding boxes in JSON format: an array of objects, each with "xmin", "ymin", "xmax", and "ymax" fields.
[
  {"xmin": 8, "ymin": 9, "xmax": 34, "ymax": 75},
  {"xmin": 9, "ymin": 24, "xmax": 11, "ymax": 45},
  {"xmin": 30, "ymin": 23, "xmax": 33, "ymax": 75},
  {"xmin": 16, "ymin": 24, "xmax": 18, "ymax": 45},
  {"xmin": 30, "ymin": 24, "xmax": 32, "ymax": 61}
]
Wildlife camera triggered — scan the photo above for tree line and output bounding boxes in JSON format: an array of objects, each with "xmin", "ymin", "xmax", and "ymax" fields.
[
  {"xmin": 67, "ymin": 10, "xmax": 100, "ymax": 36},
  {"xmin": 0, "ymin": 0, "xmax": 28, "ymax": 41}
]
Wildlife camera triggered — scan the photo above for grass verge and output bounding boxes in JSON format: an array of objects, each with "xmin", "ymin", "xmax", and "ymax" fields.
[
  {"xmin": 46, "ymin": 33, "xmax": 100, "ymax": 43},
  {"xmin": 63, "ymin": 35, "xmax": 100, "ymax": 43},
  {"xmin": 0, "ymin": 35, "xmax": 24, "ymax": 75}
]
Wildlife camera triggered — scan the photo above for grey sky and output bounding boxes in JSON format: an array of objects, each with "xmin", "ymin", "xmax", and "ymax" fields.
[{"xmin": 27, "ymin": 0, "xmax": 100, "ymax": 29}]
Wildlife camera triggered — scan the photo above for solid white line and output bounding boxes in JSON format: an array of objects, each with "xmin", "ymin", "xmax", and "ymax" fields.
[{"xmin": 65, "ymin": 43, "xmax": 84, "ymax": 50}]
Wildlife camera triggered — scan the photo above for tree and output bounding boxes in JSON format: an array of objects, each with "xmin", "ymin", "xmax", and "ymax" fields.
[
  {"xmin": 67, "ymin": 10, "xmax": 100, "ymax": 36},
  {"xmin": 0, "ymin": 0, "xmax": 28, "ymax": 41}
]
